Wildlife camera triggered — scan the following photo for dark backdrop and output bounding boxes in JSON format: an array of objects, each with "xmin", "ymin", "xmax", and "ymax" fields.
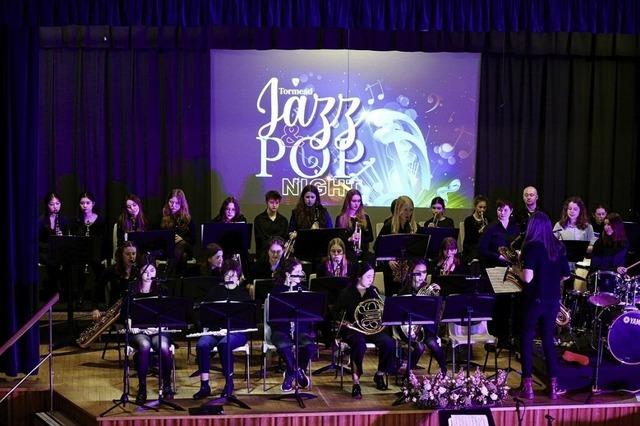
[{"xmin": 2, "ymin": 0, "xmax": 640, "ymax": 376}]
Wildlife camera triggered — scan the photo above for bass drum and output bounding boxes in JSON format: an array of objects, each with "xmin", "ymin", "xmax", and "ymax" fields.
[{"xmin": 607, "ymin": 310, "xmax": 640, "ymax": 365}]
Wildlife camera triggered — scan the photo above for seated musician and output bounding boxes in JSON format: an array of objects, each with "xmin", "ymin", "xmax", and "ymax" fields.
[
  {"xmin": 375, "ymin": 195, "xmax": 418, "ymax": 296},
  {"xmin": 590, "ymin": 203, "xmax": 608, "ymax": 237},
  {"xmin": 335, "ymin": 263, "xmax": 397, "ymax": 399},
  {"xmin": 591, "ymin": 213, "xmax": 628, "ymax": 274},
  {"xmin": 193, "ymin": 259, "xmax": 252, "ymax": 400},
  {"xmin": 251, "ymin": 236, "xmax": 285, "ymax": 280},
  {"xmin": 431, "ymin": 237, "xmax": 469, "ymax": 281},
  {"xmin": 269, "ymin": 258, "xmax": 315, "ymax": 392},
  {"xmin": 212, "ymin": 196, "xmax": 247, "ymax": 223},
  {"xmin": 317, "ymin": 238, "xmax": 356, "ymax": 279},
  {"xmin": 123, "ymin": 258, "xmax": 174, "ymax": 404},
  {"xmin": 423, "ymin": 196, "xmax": 455, "ymax": 228},
  {"xmin": 335, "ymin": 189, "xmax": 374, "ymax": 256},
  {"xmin": 200, "ymin": 243, "xmax": 224, "ymax": 277},
  {"xmin": 288, "ymin": 184, "xmax": 333, "ymax": 232},
  {"xmin": 479, "ymin": 199, "xmax": 521, "ymax": 267},
  {"xmin": 160, "ymin": 188, "xmax": 196, "ymax": 276},
  {"xmin": 253, "ymin": 190, "xmax": 289, "ymax": 257},
  {"xmin": 396, "ymin": 259, "xmax": 447, "ymax": 375},
  {"xmin": 115, "ymin": 194, "xmax": 149, "ymax": 247}
]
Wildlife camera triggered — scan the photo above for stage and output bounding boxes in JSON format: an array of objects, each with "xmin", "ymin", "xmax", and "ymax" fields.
[{"xmin": 2, "ymin": 330, "xmax": 639, "ymax": 426}]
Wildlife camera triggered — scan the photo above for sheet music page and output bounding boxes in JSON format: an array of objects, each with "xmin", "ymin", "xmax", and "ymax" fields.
[
  {"xmin": 485, "ymin": 267, "xmax": 522, "ymax": 293},
  {"xmin": 448, "ymin": 414, "xmax": 490, "ymax": 426}
]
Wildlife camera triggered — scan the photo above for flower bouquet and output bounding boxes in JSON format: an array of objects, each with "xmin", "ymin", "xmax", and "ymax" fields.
[{"xmin": 400, "ymin": 368, "xmax": 510, "ymax": 409}]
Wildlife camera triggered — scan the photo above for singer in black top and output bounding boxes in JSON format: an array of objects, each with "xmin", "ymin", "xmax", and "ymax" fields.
[
  {"xmin": 516, "ymin": 212, "xmax": 570, "ymax": 400},
  {"xmin": 462, "ymin": 195, "xmax": 488, "ymax": 261},
  {"xmin": 193, "ymin": 259, "xmax": 252, "ymax": 400},
  {"xmin": 38, "ymin": 192, "xmax": 72, "ymax": 299},
  {"xmin": 335, "ymin": 263, "xmax": 397, "ymax": 399},
  {"xmin": 479, "ymin": 199, "xmax": 520, "ymax": 267},
  {"xmin": 288, "ymin": 184, "xmax": 332, "ymax": 232},
  {"xmin": 121, "ymin": 259, "xmax": 175, "ymax": 404},
  {"xmin": 396, "ymin": 259, "xmax": 447, "ymax": 374},
  {"xmin": 160, "ymin": 189, "xmax": 196, "ymax": 275},
  {"xmin": 268, "ymin": 258, "xmax": 315, "ymax": 393},
  {"xmin": 423, "ymin": 196, "xmax": 455, "ymax": 228}
]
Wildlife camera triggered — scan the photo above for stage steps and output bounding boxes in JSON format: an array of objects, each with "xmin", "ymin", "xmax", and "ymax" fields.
[{"xmin": 34, "ymin": 411, "xmax": 81, "ymax": 426}]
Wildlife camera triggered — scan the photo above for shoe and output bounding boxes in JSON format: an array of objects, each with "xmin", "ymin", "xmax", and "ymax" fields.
[
  {"xmin": 549, "ymin": 377, "xmax": 566, "ymax": 400},
  {"xmin": 162, "ymin": 385, "xmax": 175, "ymax": 400},
  {"xmin": 281, "ymin": 373, "xmax": 295, "ymax": 392},
  {"xmin": 518, "ymin": 377, "xmax": 534, "ymax": 400},
  {"xmin": 135, "ymin": 382, "xmax": 147, "ymax": 404},
  {"xmin": 192, "ymin": 384, "xmax": 211, "ymax": 400},
  {"xmin": 221, "ymin": 381, "xmax": 234, "ymax": 397},
  {"xmin": 296, "ymin": 368, "xmax": 310, "ymax": 389},
  {"xmin": 352, "ymin": 384, "xmax": 362, "ymax": 399},
  {"xmin": 373, "ymin": 374, "xmax": 387, "ymax": 390}
]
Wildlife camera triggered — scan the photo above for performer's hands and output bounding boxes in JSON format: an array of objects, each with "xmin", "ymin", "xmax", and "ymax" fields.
[{"xmin": 92, "ymin": 309, "xmax": 101, "ymax": 321}]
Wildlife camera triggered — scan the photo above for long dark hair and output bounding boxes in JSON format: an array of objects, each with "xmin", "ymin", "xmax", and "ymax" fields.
[
  {"xmin": 600, "ymin": 213, "xmax": 628, "ymax": 248},
  {"xmin": 399, "ymin": 258, "xmax": 428, "ymax": 294},
  {"xmin": 273, "ymin": 257, "xmax": 302, "ymax": 286},
  {"xmin": 114, "ymin": 241, "xmax": 140, "ymax": 277},
  {"xmin": 161, "ymin": 188, "xmax": 191, "ymax": 232},
  {"xmin": 214, "ymin": 196, "xmax": 243, "ymax": 222},
  {"xmin": 559, "ymin": 196, "xmax": 589, "ymax": 230},
  {"xmin": 523, "ymin": 212, "xmax": 565, "ymax": 261},
  {"xmin": 292, "ymin": 184, "xmax": 328, "ymax": 229},
  {"xmin": 118, "ymin": 194, "xmax": 148, "ymax": 233}
]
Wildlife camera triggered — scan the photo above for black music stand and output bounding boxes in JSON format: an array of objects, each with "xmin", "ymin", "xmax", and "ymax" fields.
[
  {"xmin": 441, "ymin": 293, "xmax": 496, "ymax": 378},
  {"xmin": 125, "ymin": 230, "xmax": 175, "ymax": 261},
  {"xmin": 253, "ymin": 278, "xmax": 276, "ymax": 304},
  {"xmin": 294, "ymin": 228, "xmax": 349, "ymax": 261},
  {"xmin": 269, "ymin": 291, "xmax": 326, "ymax": 408},
  {"xmin": 129, "ymin": 295, "xmax": 190, "ymax": 411},
  {"xmin": 309, "ymin": 277, "xmax": 352, "ymax": 376},
  {"xmin": 181, "ymin": 276, "xmax": 223, "ymax": 303},
  {"xmin": 562, "ymin": 240, "xmax": 590, "ymax": 263},
  {"xmin": 375, "ymin": 234, "xmax": 429, "ymax": 261},
  {"xmin": 197, "ymin": 300, "xmax": 255, "ymax": 410},
  {"xmin": 437, "ymin": 275, "xmax": 485, "ymax": 297},
  {"xmin": 48, "ymin": 235, "xmax": 101, "ymax": 338},
  {"xmin": 418, "ymin": 227, "xmax": 459, "ymax": 259},
  {"xmin": 201, "ymin": 222, "xmax": 252, "ymax": 272},
  {"xmin": 382, "ymin": 294, "xmax": 441, "ymax": 406}
]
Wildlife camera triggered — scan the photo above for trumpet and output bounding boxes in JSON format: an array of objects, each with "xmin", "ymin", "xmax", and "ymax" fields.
[
  {"xmin": 479, "ymin": 211, "xmax": 487, "ymax": 233},
  {"xmin": 353, "ymin": 221, "xmax": 362, "ymax": 256}
]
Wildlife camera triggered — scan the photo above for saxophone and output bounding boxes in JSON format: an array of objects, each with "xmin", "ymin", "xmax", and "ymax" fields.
[
  {"xmin": 398, "ymin": 284, "xmax": 441, "ymax": 342},
  {"xmin": 76, "ymin": 298, "xmax": 123, "ymax": 348}
]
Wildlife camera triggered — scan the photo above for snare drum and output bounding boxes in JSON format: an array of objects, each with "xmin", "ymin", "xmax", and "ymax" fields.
[
  {"xmin": 607, "ymin": 310, "xmax": 640, "ymax": 365},
  {"xmin": 588, "ymin": 270, "xmax": 624, "ymax": 294}
]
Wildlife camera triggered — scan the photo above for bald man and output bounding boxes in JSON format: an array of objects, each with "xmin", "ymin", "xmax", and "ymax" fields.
[{"xmin": 515, "ymin": 186, "xmax": 546, "ymax": 227}]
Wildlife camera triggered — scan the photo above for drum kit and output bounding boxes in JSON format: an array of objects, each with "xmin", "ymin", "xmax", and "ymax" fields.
[{"xmin": 563, "ymin": 268, "xmax": 640, "ymax": 366}]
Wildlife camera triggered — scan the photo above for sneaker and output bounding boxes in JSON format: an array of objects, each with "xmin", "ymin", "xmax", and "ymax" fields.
[
  {"xmin": 351, "ymin": 384, "xmax": 362, "ymax": 399},
  {"xmin": 296, "ymin": 368, "xmax": 310, "ymax": 389},
  {"xmin": 281, "ymin": 373, "xmax": 295, "ymax": 392},
  {"xmin": 373, "ymin": 373, "xmax": 387, "ymax": 390},
  {"xmin": 192, "ymin": 384, "xmax": 211, "ymax": 400}
]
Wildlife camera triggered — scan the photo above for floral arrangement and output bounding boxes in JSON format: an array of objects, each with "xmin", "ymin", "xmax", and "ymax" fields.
[{"xmin": 400, "ymin": 368, "xmax": 510, "ymax": 409}]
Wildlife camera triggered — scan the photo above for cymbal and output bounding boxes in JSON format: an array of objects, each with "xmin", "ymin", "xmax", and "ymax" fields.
[{"xmin": 588, "ymin": 292, "xmax": 619, "ymax": 307}]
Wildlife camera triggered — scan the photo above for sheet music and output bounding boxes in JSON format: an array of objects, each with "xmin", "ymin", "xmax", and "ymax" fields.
[
  {"xmin": 449, "ymin": 414, "xmax": 490, "ymax": 426},
  {"xmin": 485, "ymin": 267, "xmax": 522, "ymax": 293}
]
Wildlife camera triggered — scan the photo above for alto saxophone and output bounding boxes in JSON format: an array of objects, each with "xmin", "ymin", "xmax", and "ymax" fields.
[{"xmin": 76, "ymin": 298, "xmax": 123, "ymax": 348}]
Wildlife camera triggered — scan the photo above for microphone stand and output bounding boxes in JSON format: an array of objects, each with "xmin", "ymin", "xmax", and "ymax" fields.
[{"xmin": 513, "ymin": 397, "xmax": 525, "ymax": 426}]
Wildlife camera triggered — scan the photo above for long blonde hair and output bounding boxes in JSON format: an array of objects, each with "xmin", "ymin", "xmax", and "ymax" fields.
[{"xmin": 391, "ymin": 195, "xmax": 417, "ymax": 234}]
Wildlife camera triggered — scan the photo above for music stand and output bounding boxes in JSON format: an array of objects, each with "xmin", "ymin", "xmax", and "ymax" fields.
[
  {"xmin": 382, "ymin": 294, "xmax": 441, "ymax": 405},
  {"xmin": 437, "ymin": 275, "xmax": 485, "ymax": 297},
  {"xmin": 253, "ymin": 278, "xmax": 276, "ymax": 304},
  {"xmin": 268, "ymin": 291, "xmax": 326, "ymax": 408},
  {"xmin": 125, "ymin": 230, "xmax": 175, "ymax": 261},
  {"xmin": 294, "ymin": 228, "xmax": 349, "ymax": 261},
  {"xmin": 418, "ymin": 227, "xmax": 459, "ymax": 259},
  {"xmin": 441, "ymin": 293, "xmax": 496, "ymax": 377},
  {"xmin": 562, "ymin": 240, "xmax": 590, "ymax": 263},
  {"xmin": 129, "ymin": 295, "xmax": 190, "ymax": 411},
  {"xmin": 201, "ymin": 222, "xmax": 252, "ymax": 272},
  {"xmin": 181, "ymin": 276, "xmax": 223, "ymax": 303},
  {"xmin": 48, "ymin": 235, "xmax": 101, "ymax": 338},
  {"xmin": 308, "ymin": 277, "xmax": 352, "ymax": 376},
  {"xmin": 197, "ymin": 300, "xmax": 255, "ymax": 410}
]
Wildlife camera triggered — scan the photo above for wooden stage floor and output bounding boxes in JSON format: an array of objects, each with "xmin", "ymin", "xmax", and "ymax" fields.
[{"xmin": 2, "ymin": 337, "xmax": 640, "ymax": 425}]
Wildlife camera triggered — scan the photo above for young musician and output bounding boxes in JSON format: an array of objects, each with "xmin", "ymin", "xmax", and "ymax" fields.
[
  {"xmin": 552, "ymin": 196, "xmax": 596, "ymax": 245},
  {"xmin": 193, "ymin": 259, "xmax": 252, "ymax": 400},
  {"xmin": 317, "ymin": 238, "xmax": 356, "ymax": 279},
  {"xmin": 200, "ymin": 243, "xmax": 224, "ymax": 277},
  {"xmin": 253, "ymin": 190, "xmax": 289, "ymax": 256},
  {"xmin": 335, "ymin": 189, "xmax": 374, "ymax": 255},
  {"xmin": 424, "ymin": 196, "xmax": 454, "ymax": 228},
  {"xmin": 590, "ymin": 204, "xmax": 608, "ymax": 237},
  {"xmin": 160, "ymin": 189, "xmax": 196, "ymax": 275},
  {"xmin": 123, "ymin": 259, "xmax": 175, "ymax": 404},
  {"xmin": 251, "ymin": 237, "xmax": 285, "ymax": 280},
  {"xmin": 462, "ymin": 195, "xmax": 488, "ymax": 261},
  {"xmin": 38, "ymin": 192, "xmax": 71, "ymax": 299},
  {"xmin": 212, "ymin": 196, "xmax": 247, "ymax": 223},
  {"xmin": 335, "ymin": 263, "xmax": 396, "ymax": 399},
  {"xmin": 116, "ymin": 194, "xmax": 149, "ymax": 246},
  {"xmin": 591, "ymin": 213, "xmax": 628, "ymax": 273},
  {"xmin": 432, "ymin": 237, "xmax": 469, "ymax": 281},
  {"xmin": 396, "ymin": 259, "xmax": 447, "ymax": 375},
  {"xmin": 514, "ymin": 212, "xmax": 570, "ymax": 400},
  {"xmin": 269, "ymin": 258, "xmax": 315, "ymax": 392},
  {"xmin": 288, "ymin": 184, "xmax": 332, "ymax": 232},
  {"xmin": 92, "ymin": 241, "xmax": 140, "ymax": 321},
  {"xmin": 479, "ymin": 199, "xmax": 521, "ymax": 267},
  {"xmin": 375, "ymin": 195, "xmax": 418, "ymax": 296}
]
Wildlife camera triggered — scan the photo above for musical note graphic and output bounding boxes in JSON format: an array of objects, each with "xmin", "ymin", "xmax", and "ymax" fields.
[
  {"xmin": 435, "ymin": 179, "xmax": 461, "ymax": 204},
  {"xmin": 425, "ymin": 93, "xmax": 443, "ymax": 114},
  {"xmin": 298, "ymin": 143, "xmax": 320, "ymax": 172},
  {"xmin": 349, "ymin": 158, "xmax": 385, "ymax": 204},
  {"xmin": 365, "ymin": 80, "xmax": 385, "ymax": 105}
]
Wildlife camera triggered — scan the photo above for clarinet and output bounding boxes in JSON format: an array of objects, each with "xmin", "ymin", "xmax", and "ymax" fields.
[{"xmin": 54, "ymin": 213, "xmax": 62, "ymax": 236}]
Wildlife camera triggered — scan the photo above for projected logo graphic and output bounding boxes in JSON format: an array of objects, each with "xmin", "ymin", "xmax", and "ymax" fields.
[{"xmin": 211, "ymin": 50, "xmax": 479, "ymax": 208}]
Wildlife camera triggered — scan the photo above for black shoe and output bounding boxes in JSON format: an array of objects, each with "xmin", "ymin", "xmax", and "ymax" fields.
[
  {"xmin": 296, "ymin": 368, "xmax": 310, "ymax": 389},
  {"xmin": 136, "ymin": 383, "xmax": 147, "ymax": 404},
  {"xmin": 162, "ymin": 385, "xmax": 175, "ymax": 400},
  {"xmin": 374, "ymin": 374, "xmax": 387, "ymax": 390},
  {"xmin": 281, "ymin": 373, "xmax": 295, "ymax": 392},
  {"xmin": 352, "ymin": 384, "xmax": 362, "ymax": 399},
  {"xmin": 221, "ymin": 381, "xmax": 234, "ymax": 397},
  {"xmin": 193, "ymin": 384, "xmax": 211, "ymax": 400}
]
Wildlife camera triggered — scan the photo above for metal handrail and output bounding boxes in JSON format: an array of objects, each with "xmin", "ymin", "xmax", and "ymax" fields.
[{"xmin": 0, "ymin": 293, "xmax": 59, "ymax": 412}]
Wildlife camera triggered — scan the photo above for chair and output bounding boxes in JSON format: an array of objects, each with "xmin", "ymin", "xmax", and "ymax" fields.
[
  {"xmin": 375, "ymin": 222, "xmax": 384, "ymax": 238},
  {"xmin": 209, "ymin": 339, "xmax": 252, "ymax": 393},
  {"xmin": 336, "ymin": 339, "xmax": 379, "ymax": 389},
  {"xmin": 446, "ymin": 320, "xmax": 498, "ymax": 375},
  {"xmin": 373, "ymin": 271, "xmax": 385, "ymax": 296},
  {"xmin": 127, "ymin": 342, "xmax": 177, "ymax": 393}
]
